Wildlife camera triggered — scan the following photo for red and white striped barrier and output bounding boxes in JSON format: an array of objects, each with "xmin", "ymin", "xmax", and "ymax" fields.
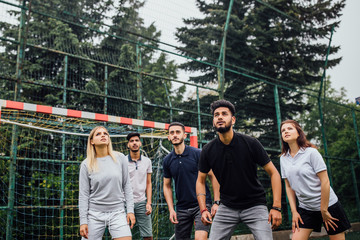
[{"xmin": 0, "ymin": 99, "xmax": 198, "ymax": 148}]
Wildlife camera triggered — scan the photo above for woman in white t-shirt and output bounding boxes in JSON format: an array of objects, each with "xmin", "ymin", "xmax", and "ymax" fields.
[{"xmin": 280, "ymin": 120, "xmax": 350, "ymax": 240}]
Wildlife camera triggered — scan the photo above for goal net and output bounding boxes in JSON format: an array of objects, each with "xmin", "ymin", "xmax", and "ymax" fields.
[{"xmin": 0, "ymin": 99, "xmax": 198, "ymax": 240}]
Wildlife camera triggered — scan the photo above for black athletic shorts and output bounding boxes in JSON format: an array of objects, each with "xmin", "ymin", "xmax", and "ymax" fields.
[{"xmin": 298, "ymin": 201, "xmax": 351, "ymax": 235}]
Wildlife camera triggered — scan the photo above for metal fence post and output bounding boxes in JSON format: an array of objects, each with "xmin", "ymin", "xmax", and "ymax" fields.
[
  {"xmin": 217, "ymin": 0, "xmax": 234, "ymax": 99},
  {"xmin": 164, "ymin": 82, "xmax": 173, "ymax": 122},
  {"xmin": 104, "ymin": 65, "xmax": 108, "ymax": 115},
  {"xmin": 136, "ymin": 44, "xmax": 143, "ymax": 120},
  {"xmin": 317, "ymin": 25, "xmax": 334, "ymax": 186},
  {"xmin": 197, "ymin": 87, "xmax": 202, "ymax": 148},
  {"xmin": 351, "ymin": 109, "xmax": 360, "ymax": 220},
  {"xmin": 59, "ymin": 55, "xmax": 68, "ymax": 240},
  {"xmin": 6, "ymin": 1, "xmax": 27, "ymax": 239},
  {"xmin": 318, "ymin": 98, "xmax": 332, "ymax": 185},
  {"xmin": 274, "ymin": 85, "xmax": 291, "ymax": 224}
]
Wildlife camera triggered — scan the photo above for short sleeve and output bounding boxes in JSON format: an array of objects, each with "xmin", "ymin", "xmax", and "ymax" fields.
[
  {"xmin": 162, "ymin": 156, "xmax": 171, "ymax": 178},
  {"xmin": 250, "ymin": 138, "xmax": 271, "ymax": 166},
  {"xmin": 199, "ymin": 146, "xmax": 210, "ymax": 173},
  {"xmin": 309, "ymin": 148, "xmax": 327, "ymax": 173},
  {"xmin": 147, "ymin": 157, "xmax": 152, "ymax": 173},
  {"xmin": 280, "ymin": 156, "xmax": 287, "ymax": 179},
  {"xmin": 194, "ymin": 148, "xmax": 201, "ymax": 163}
]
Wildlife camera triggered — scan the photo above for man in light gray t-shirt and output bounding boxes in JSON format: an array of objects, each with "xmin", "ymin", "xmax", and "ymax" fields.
[{"xmin": 127, "ymin": 132, "xmax": 153, "ymax": 240}]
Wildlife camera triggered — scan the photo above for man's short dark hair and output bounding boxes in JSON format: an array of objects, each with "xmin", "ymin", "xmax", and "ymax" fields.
[
  {"xmin": 210, "ymin": 99, "xmax": 235, "ymax": 116},
  {"xmin": 126, "ymin": 132, "xmax": 140, "ymax": 141},
  {"xmin": 168, "ymin": 122, "xmax": 185, "ymax": 132}
]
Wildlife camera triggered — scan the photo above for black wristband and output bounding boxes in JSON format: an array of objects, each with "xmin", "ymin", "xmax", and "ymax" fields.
[
  {"xmin": 271, "ymin": 206, "xmax": 282, "ymax": 212},
  {"xmin": 214, "ymin": 200, "xmax": 221, "ymax": 205}
]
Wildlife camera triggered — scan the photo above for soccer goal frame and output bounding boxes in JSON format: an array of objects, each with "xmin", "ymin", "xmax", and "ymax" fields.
[
  {"xmin": 0, "ymin": 98, "xmax": 199, "ymax": 239},
  {"xmin": 0, "ymin": 99, "xmax": 199, "ymax": 147}
]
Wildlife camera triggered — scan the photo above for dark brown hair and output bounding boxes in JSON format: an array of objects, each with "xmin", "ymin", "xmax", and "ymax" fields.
[
  {"xmin": 280, "ymin": 119, "xmax": 316, "ymax": 155},
  {"xmin": 168, "ymin": 122, "xmax": 185, "ymax": 132},
  {"xmin": 126, "ymin": 132, "xmax": 140, "ymax": 141},
  {"xmin": 210, "ymin": 99, "xmax": 235, "ymax": 116}
]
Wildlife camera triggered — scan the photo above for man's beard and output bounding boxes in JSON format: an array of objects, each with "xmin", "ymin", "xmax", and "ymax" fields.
[
  {"xmin": 130, "ymin": 148, "xmax": 140, "ymax": 153},
  {"xmin": 171, "ymin": 138, "xmax": 184, "ymax": 146},
  {"xmin": 214, "ymin": 122, "xmax": 232, "ymax": 133}
]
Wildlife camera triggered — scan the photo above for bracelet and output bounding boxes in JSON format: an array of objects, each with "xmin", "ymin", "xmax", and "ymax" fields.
[
  {"xmin": 200, "ymin": 208, "xmax": 209, "ymax": 215},
  {"xmin": 271, "ymin": 206, "xmax": 282, "ymax": 212},
  {"xmin": 196, "ymin": 193, "xmax": 206, "ymax": 197}
]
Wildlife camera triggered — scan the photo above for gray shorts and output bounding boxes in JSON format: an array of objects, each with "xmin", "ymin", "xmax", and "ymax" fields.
[
  {"xmin": 83, "ymin": 209, "xmax": 132, "ymax": 240},
  {"xmin": 210, "ymin": 204, "xmax": 272, "ymax": 240},
  {"xmin": 133, "ymin": 200, "xmax": 153, "ymax": 237},
  {"xmin": 175, "ymin": 204, "xmax": 211, "ymax": 240}
]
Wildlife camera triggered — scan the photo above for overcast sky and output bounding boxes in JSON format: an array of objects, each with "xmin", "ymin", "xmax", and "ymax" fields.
[
  {"xmin": 327, "ymin": 0, "xmax": 359, "ymax": 102},
  {"xmin": 140, "ymin": 0, "xmax": 359, "ymax": 102}
]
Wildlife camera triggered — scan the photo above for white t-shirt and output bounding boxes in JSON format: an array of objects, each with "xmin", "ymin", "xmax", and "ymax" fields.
[
  {"xmin": 127, "ymin": 154, "xmax": 152, "ymax": 203},
  {"xmin": 280, "ymin": 147, "xmax": 338, "ymax": 211}
]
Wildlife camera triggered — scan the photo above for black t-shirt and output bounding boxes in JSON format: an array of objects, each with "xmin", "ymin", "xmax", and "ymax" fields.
[{"xmin": 199, "ymin": 132, "xmax": 270, "ymax": 209}]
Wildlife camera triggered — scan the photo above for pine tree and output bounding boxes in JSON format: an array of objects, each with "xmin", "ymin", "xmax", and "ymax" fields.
[
  {"xmin": 176, "ymin": 0, "xmax": 345, "ymax": 147},
  {"xmin": 0, "ymin": 0, "xmax": 114, "ymax": 107},
  {"xmin": 100, "ymin": 0, "xmax": 180, "ymax": 121},
  {"xmin": 0, "ymin": 0, "xmax": 180, "ymax": 122}
]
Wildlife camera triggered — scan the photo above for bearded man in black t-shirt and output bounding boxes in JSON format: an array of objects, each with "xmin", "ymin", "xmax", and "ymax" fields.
[{"xmin": 196, "ymin": 100, "xmax": 282, "ymax": 240}]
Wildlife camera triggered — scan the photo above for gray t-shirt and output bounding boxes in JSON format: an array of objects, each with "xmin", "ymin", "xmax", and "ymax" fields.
[
  {"xmin": 280, "ymin": 147, "xmax": 338, "ymax": 211},
  {"xmin": 79, "ymin": 152, "xmax": 134, "ymax": 225},
  {"xmin": 127, "ymin": 154, "xmax": 152, "ymax": 203}
]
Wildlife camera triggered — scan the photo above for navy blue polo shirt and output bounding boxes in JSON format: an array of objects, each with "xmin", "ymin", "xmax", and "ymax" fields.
[{"xmin": 163, "ymin": 145, "xmax": 212, "ymax": 210}]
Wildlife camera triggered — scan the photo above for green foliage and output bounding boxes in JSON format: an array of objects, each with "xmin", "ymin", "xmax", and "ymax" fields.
[
  {"xmin": 176, "ymin": 0, "xmax": 345, "ymax": 146},
  {"xmin": 26, "ymin": 164, "xmax": 80, "ymax": 206},
  {"xmin": 143, "ymin": 53, "xmax": 181, "ymax": 122},
  {"xmin": 0, "ymin": 0, "xmax": 179, "ymax": 120},
  {"xmin": 301, "ymin": 80, "xmax": 360, "ymax": 221}
]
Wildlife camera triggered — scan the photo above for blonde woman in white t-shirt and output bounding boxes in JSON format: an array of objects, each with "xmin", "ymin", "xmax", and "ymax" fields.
[{"xmin": 280, "ymin": 120, "xmax": 350, "ymax": 240}]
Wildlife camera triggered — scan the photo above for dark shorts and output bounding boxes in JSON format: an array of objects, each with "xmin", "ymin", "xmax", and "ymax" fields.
[
  {"xmin": 175, "ymin": 204, "xmax": 211, "ymax": 240},
  {"xmin": 298, "ymin": 201, "xmax": 351, "ymax": 235},
  {"xmin": 133, "ymin": 200, "xmax": 152, "ymax": 237}
]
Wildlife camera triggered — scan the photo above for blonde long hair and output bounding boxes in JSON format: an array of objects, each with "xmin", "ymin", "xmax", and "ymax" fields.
[{"xmin": 86, "ymin": 126, "xmax": 117, "ymax": 172}]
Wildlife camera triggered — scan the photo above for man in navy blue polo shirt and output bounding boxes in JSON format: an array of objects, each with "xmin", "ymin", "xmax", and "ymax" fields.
[
  {"xmin": 196, "ymin": 100, "xmax": 282, "ymax": 240},
  {"xmin": 163, "ymin": 122, "xmax": 219, "ymax": 240}
]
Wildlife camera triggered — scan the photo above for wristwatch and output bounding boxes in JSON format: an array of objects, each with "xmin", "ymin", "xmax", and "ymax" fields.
[{"xmin": 214, "ymin": 200, "xmax": 221, "ymax": 205}]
